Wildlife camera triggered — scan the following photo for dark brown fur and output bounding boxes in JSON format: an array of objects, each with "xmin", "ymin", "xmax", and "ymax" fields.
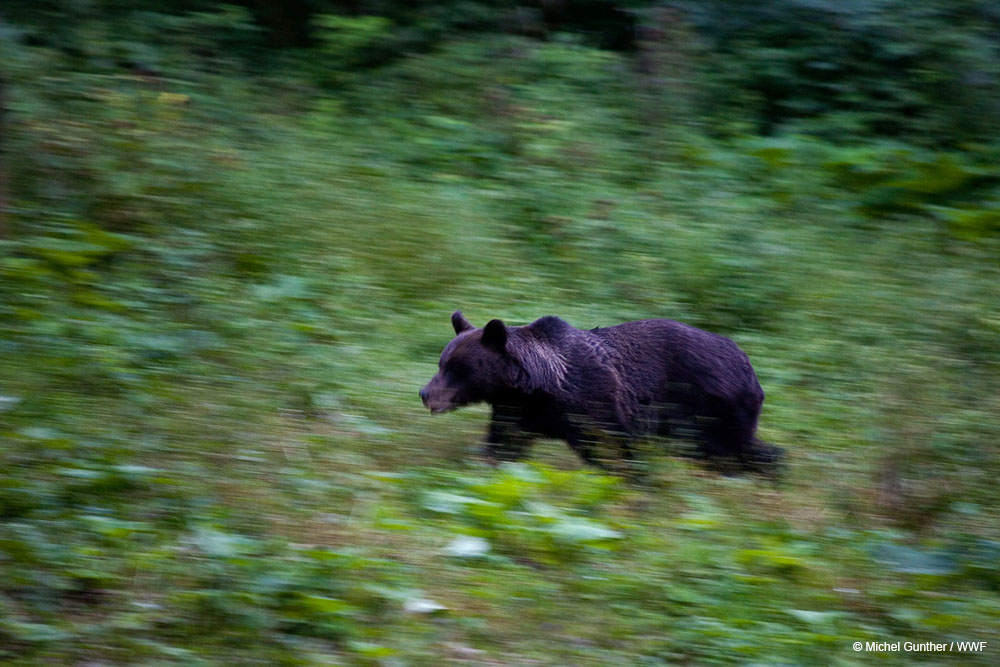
[{"xmin": 420, "ymin": 311, "xmax": 783, "ymax": 472}]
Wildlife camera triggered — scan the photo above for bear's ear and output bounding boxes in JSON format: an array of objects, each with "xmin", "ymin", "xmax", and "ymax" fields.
[
  {"xmin": 452, "ymin": 311, "xmax": 473, "ymax": 335},
  {"xmin": 482, "ymin": 319, "xmax": 508, "ymax": 352}
]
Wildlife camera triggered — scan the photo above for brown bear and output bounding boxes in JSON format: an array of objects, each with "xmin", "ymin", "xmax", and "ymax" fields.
[{"xmin": 420, "ymin": 311, "xmax": 783, "ymax": 472}]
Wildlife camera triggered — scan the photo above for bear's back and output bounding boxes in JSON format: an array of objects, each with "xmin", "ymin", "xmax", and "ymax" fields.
[{"xmin": 588, "ymin": 318, "xmax": 761, "ymax": 400}]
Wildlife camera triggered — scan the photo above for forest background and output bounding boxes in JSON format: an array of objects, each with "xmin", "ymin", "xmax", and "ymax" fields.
[{"xmin": 1, "ymin": 1, "xmax": 999, "ymax": 663}]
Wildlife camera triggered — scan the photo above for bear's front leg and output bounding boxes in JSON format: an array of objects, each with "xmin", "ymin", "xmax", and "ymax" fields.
[{"xmin": 482, "ymin": 405, "xmax": 534, "ymax": 462}]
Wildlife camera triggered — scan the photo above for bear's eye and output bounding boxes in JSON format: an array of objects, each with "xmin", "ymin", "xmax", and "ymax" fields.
[{"xmin": 445, "ymin": 362, "xmax": 470, "ymax": 382}]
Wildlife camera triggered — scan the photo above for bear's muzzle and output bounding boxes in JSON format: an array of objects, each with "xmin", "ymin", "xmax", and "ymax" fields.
[{"xmin": 420, "ymin": 383, "xmax": 456, "ymax": 414}]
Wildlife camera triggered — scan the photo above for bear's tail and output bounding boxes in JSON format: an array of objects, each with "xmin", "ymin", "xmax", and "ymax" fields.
[{"xmin": 746, "ymin": 438, "xmax": 786, "ymax": 480}]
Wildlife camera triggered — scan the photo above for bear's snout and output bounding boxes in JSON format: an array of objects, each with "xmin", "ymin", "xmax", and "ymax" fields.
[{"xmin": 420, "ymin": 378, "xmax": 456, "ymax": 414}]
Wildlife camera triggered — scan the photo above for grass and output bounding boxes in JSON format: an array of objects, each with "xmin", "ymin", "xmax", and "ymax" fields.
[{"xmin": 1, "ymin": 33, "xmax": 999, "ymax": 664}]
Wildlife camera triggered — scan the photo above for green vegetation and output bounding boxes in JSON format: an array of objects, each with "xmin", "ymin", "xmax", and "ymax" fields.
[{"xmin": 1, "ymin": 1, "xmax": 999, "ymax": 663}]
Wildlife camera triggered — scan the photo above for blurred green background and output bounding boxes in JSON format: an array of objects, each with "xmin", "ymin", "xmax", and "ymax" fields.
[{"xmin": 1, "ymin": 1, "xmax": 999, "ymax": 663}]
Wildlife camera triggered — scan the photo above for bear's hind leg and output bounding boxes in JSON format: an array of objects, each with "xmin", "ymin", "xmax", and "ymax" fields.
[
  {"xmin": 694, "ymin": 395, "xmax": 765, "ymax": 472},
  {"xmin": 744, "ymin": 438, "xmax": 785, "ymax": 477}
]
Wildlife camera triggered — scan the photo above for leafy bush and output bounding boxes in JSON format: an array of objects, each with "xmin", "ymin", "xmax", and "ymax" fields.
[
  {"xmin": 1, "ymin": 3, "xmax": 999, "ymax": 663},
  {"xmin": 420, "ymin": 464, "xmax": 624, "ymax": 565}
]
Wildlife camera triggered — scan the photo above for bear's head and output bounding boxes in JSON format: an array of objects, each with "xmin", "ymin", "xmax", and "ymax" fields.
[
  {"xmin": 419, "ymin": 311, "xmax": 569, "ymax": 414},
  {"xmin": 419, "ymin": 311, "xmax": 516, "ymax": 414}
]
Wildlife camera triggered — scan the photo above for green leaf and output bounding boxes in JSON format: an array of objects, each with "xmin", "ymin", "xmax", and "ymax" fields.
[
  {"xmin": 873, "ymin": 544, "xmax": 957, "ymax": 576},
  {"xmin": 445, "ymin": 535, "xmax": 491, "ymax": 558},
  {"xmin": 300, "ymin": 594, "xmax": 351, "ymax": 615},
  {"xmin": 422, "ymin": 491, "xmax": 491, "ymax": 514},
  {"xmin": 548, "ymin": 517, "xmax": 622, "ymax": 544},
  {"xmin": 785, "ymin": 609, "xmax": 841, "ymax": 625}
]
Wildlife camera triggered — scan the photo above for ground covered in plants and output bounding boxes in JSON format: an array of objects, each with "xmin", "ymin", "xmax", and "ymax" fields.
[{"xmin": 2, "ymin": 2, "xmax": 999, "ymax": 664}]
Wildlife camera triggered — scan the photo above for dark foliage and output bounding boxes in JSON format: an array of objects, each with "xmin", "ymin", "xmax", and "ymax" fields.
[{"xmin": 1, "ymin": 0, "xmax": 998, "ymax": 662}]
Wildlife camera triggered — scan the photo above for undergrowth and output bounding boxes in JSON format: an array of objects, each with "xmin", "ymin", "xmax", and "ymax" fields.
[{"xmin": 1, "ymin": 22, "xmax": 998, "ymax": 665}]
